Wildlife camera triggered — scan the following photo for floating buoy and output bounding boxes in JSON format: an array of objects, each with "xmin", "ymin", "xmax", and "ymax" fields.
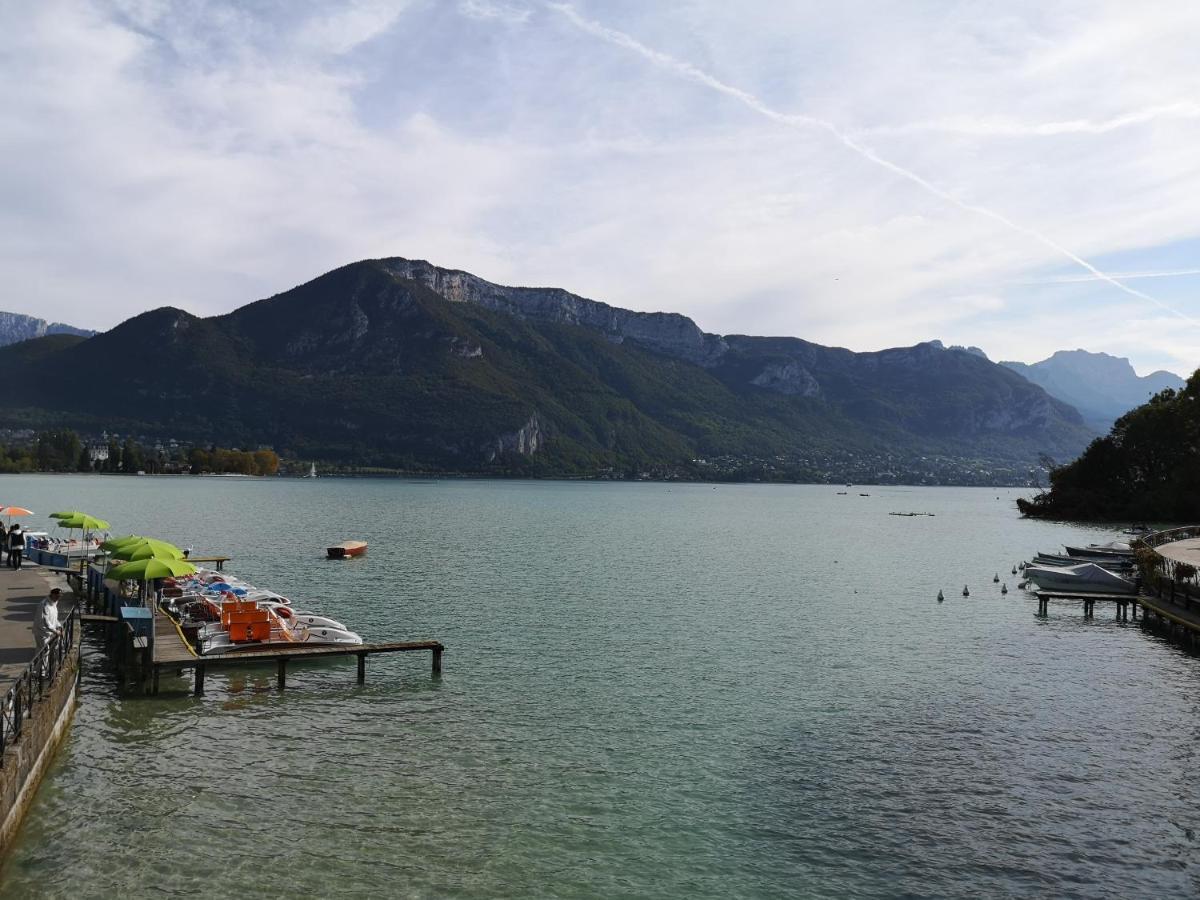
[
  {"xmin": 962, "ymin": 585, "xmax": 970, "ymax": 597},
  {"xmin": 1011, "ymin": 565, "xmax": 1017, "ymax": 575},
  {"xmin": 1001, "ymin": 583, "xmax": 1008, "ymax": 594},
  {"xmin": 1018, "ymin": 581, "xmax": 1027, "ymax": 589},
  {"xmin": 937, "ymin": 590, "xmax": 944, "ymax": 602},
  {"xmin": 993, "ymin": 573, "xmax": 1000, "ymax": 583}
]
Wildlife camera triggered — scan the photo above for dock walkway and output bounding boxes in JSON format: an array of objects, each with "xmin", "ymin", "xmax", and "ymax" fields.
[
  {"xmin": 1155, "ymin": 537, "xmax": 1200, "ymax": 569},
  {"xmin": 149, "ymin": 605, "xmax": 443, "ymax": 695},
  {"xmin": 0, "ymin": 565, "xmax": 67, "ymax": 690},
  {"xmin": 1033, "ymin": 590, "xmax": 1140, "ymax": 619}
]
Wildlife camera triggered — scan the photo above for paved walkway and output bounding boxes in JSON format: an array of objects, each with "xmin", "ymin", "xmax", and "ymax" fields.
[
  {"xmin": 1157, "ymin": 537, "xmax": 1200, "ymax": 568},
  {"xmin": 0, "ymin": 562, "xmax": 66, "ymax": 689}
]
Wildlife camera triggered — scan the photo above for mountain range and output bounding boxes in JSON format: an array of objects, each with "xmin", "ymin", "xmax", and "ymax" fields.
[
  {"xmin": 0, "ymin": 311, "xmax": 94, "ymax": 346},
  {"xmin": 0, "ymin": 259, "xmax": 1101, "ymax": 481}
]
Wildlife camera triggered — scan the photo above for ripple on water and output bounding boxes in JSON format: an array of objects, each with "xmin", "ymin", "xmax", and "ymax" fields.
[{"xmin": 1, "ymin": 480, "xmax": 1199, "ymax": 898}]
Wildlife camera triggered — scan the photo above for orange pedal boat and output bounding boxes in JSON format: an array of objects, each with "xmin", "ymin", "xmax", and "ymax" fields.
[{"xmin": 326, "ymin": 540, "xmax": 367, "ymax": 560}]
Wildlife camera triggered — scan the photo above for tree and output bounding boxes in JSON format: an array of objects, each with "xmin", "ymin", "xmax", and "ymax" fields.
[
  {"xmin": 122, "ymin": 438, "xmax": 144, "ymax": 473},
  {"xmin": 77, "ymin": 446, "xmax": 92, "ymax": 472},
  {"xmin": 35, "ymin": 430, "xmax": 82, "ymax": 471},
  {"xmin": 252, "ymin": 449, "xmax": 279, "ymax": 475}
]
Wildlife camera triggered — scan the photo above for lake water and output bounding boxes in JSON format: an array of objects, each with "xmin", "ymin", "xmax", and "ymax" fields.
[{"xmin": 0, "ymin": 476, "xmax": 1197, "ymax": 898}]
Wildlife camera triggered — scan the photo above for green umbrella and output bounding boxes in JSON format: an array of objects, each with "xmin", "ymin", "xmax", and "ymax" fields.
[
  {"xmin": 109, "ymin": 541, "xmax": 184, "ymax": 562},
  {"xmin": 107, "ymin": 557, "xmax": 197, "ymax": 581},
  {"xmin": 53, "ymin": 513, "xmax": 111, "ymax": 571},
  {"xmin": 55, "ymin": 514, "xmax": 111, "ymax": 531},
  {"xmin": 100, "ymin": 534, "xmax": 144, "ymax": 551}
]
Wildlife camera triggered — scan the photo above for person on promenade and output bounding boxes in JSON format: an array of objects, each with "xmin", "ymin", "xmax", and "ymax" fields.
[
  {"xmin": 34, "ymin": 587, "xmax": 63, "ymax": 672},
  {"xmin": 8, "ymin": 524, "xmax": 24, "ymax": 569},
  {"xmin": 0, "ymin": 523, "xmax": 7, "ymax": 565}
]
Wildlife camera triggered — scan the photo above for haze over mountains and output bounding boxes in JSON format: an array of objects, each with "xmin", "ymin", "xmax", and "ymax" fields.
[
  {"xmin": 0, "ymin": 258, "xmax": 1104, "ymax": 483},
  {"xmin": 999, "ymin": 351, "xmax": 1185, "ymax": 432}
]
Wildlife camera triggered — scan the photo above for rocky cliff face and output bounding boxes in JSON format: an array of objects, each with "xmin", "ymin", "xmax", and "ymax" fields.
[
  {"xmin": 484, "ymin": 413, "xmax": 544, "ymax": 461},
  {"xmin": 378, "ymin": 258, "xmax": 728, "ymax": 365},
  {"xmin": 372, "ymin": 258, "xmax": 1091, "ymax": 446},
  {"xmin": 0, "ymin": 311, "xmax": 94, "ymax": 347}
]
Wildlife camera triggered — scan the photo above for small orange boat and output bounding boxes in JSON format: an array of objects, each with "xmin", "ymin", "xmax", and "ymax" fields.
[{"xmin": 326, "ymin": 540, "xmax": 367, "ymax": 560}]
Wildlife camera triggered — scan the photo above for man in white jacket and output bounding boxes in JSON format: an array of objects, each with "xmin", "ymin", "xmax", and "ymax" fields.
[{"xmin": 34, "ymin": 587, "xmax": 63, "ymax": 668}]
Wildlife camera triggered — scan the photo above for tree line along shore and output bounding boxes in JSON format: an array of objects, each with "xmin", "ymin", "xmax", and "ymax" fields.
[{"xmin": 0, "ymin": 429, "xmax": 280, "ymax": 476}]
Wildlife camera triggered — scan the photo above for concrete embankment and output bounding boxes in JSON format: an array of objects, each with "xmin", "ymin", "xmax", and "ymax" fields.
[{"xmin": 0, "ymin": 564, "xmax": 78, "ymax": 861}]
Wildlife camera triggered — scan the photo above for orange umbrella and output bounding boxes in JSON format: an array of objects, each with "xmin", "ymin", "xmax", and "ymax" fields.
[{"xmin": 0, "ymin": 506, "xmax": 33, "ymax": 527}]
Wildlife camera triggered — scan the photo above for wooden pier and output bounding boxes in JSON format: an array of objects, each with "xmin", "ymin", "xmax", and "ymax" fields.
[
  {"xmin": 183, "ymin": 555, "xmax": 230, "ymax": 571},
  {"xmin": 149, "ymin": 611, "xmax": 443, "ymax": 695},
  {"xmin": 78, "ymin": 558, "xmax": 444, "ymax": 696},
  {"xmin": 1034, "ymin": 591, "xmax": 1140, "ymax": 620}
]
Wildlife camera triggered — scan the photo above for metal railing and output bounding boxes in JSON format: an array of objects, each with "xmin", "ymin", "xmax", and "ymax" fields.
[
  {"xmin": 1138, "ymin": 526, "xmax": 1200, "ymax": 549},
  {"xmin": 0, "ymin": 605, "xmax": 79, "ymax": 765}
]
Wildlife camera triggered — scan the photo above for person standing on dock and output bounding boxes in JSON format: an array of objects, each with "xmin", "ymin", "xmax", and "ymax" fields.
[
  {"xmin": 34, "ymin": 587, "xmax": 63, "ymax": 670},
  {"xmin": 8, "ymin": 524, "xmax": 24, "ymax": 569},
  {"xmin": 0, "ymin": 523, "xmax": 8, "ymax": 565}
]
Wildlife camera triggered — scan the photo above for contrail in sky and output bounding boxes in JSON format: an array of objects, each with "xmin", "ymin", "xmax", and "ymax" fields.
[
  {"xmin": 545, "ymin": 2, "xmax": 1200, "ymax": 327},
  {"xmin": 1020, "ymin": 268, "xmax": 1200, "ymax": 286},
  {"xmin": 860, "ymin": 103, "xmax": 1200, "ymax": 138}
]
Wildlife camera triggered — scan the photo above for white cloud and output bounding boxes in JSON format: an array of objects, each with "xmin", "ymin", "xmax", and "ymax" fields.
[
  {"xmin": 295, "ymin": 0, "xmax": 412, "ymax": 56},
  {"xmin": 458, "ymin": 0, "xmax": 531, "ymax": 25},
  {"xmin": 0, "ymin": 0, "xmax": 1197, "ymax": 377}
]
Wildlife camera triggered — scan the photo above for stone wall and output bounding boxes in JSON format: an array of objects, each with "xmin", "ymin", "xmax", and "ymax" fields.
[{"xmin": 0, "ymin": 632, "xmax": 80, "ymax": 859}]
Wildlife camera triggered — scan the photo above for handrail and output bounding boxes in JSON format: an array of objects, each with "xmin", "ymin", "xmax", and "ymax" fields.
[
  {"xmin": 1138, "ymin": 526, "xmax": 1200, "ymax": 549},
  {"xmin": 0, "ymin": 604, "xmax": 80, "ymax": 766}
]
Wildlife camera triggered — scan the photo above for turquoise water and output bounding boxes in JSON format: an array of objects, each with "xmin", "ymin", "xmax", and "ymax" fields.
[{"xmin": 1, "ymin": 476, "xmax": 1198, "ymax": 898}]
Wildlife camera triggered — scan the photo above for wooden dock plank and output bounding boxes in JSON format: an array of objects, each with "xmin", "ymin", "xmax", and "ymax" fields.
[
  {"xmin": 1034, "ymin": 590, "xmax": 1139, "ymax": 601},
  {"xmin": 157, "ymin": 639, "xmax": 444, "ymax": 671},
  {"xmin": 1138, "ymin": 595, "xmax": 1200, "ymax": 633},
  {"xmin": 153, "ymin": 612, "xmax": 197, "ymax": 665},
  {"xmin": 151, "ymin": 610, "xmax": 443, "ymax": 670}
]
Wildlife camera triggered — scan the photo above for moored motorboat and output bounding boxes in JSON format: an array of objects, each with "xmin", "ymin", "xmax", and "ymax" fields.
[
  {"xmin": 327, "ymin": 540, "xmax": 367, "ymax": 560},
  {"xmin": 1064, "ymin": 542, "xmax": 1134, "ymax": 558},
  {"xmin": 1032, "ymin": 552, "xmax": 1135, "ymax": 573},
  {"xmin": 1023, "ymin": 562, "xmax": 1138, "ymax": 595}
]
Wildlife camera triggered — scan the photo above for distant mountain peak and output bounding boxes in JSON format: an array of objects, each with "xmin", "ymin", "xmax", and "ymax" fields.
[
  {"xmin": 1000, "ymin": 348, "xmax": 1184, "ymax": 432},
  {"xmin": 0, "ymin": 310, "xmax": 94, "ymax": 348}
]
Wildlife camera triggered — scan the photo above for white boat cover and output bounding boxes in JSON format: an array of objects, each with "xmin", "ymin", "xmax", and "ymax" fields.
[{"xmin": 1024, "ymin": 562, "xmax": 1137, "ymax": 595}]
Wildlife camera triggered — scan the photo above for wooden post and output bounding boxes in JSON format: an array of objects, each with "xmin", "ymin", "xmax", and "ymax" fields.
[
  {"xmin": 152, "ymin": 666, "xmax": 160, "ymax": 696},
  {"xmin": 277, "ymin": 658, "xmax": 287, "ymax": 691},
  {"xmin": 432, "ymin": 646, "xmax": 442, "ymax": 675},
  {"xmin": 194, "ymin": 664, "xmax": 206, "ymax": 697},
  {"xmin": 357, "ymin": 653, "xmax": 366, "ymax": 685}
]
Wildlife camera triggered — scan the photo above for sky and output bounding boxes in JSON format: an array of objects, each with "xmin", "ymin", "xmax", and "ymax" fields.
[{"xmin": 2, "ymin": 1, "xmax": 1198, "ymax": 376}]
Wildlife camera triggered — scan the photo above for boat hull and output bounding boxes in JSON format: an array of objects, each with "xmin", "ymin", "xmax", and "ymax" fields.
[{"xmin": 327, "ymin": 541, "xmax": 367, "ymax": 559}]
